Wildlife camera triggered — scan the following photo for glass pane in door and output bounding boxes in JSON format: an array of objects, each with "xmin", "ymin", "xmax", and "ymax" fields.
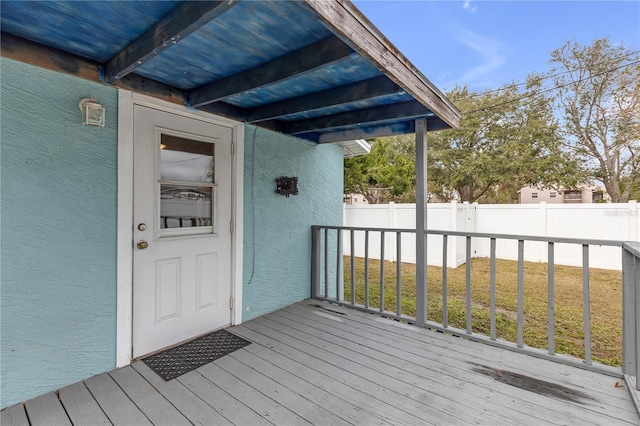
[
  {"xmin": 160, "ymin": 134, "xmax": 215, "ymax": 183},
  {"xmin": 159, "ymin": 134, "xmax": 215, "ymax": 230}
]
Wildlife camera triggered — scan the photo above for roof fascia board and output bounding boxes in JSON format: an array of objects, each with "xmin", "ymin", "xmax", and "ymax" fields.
[
  {"xmin": 245, "ymin": 75, "xmax": 401, "ymax": 123},
  {"xmin": 286, "ymin": 101, "xmax": 431, "ymax": 135},
  {"xmin": 188, "ymin": 35, "xmax": 352, "ymax": 108},
  {"xmin": 104, "ymin": 1, "xmax": 238, "ymax": 83},
  {"xmin": 304, "ymin": 0, "xmax": 460, "ymax": 129}
]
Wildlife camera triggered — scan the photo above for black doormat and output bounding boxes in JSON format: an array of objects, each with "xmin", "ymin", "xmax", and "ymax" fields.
[{"xmin": 142, "ymin": 329, "xmax": 251, "ymax": 381}]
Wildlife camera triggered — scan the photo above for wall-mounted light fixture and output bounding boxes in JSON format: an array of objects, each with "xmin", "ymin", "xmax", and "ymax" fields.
[
  {"xmin": 78, "ymin": 96, "xmax": 105, "ymax": 127},
  {"xmin": 276, "ymin": 176, "xmax": 298, "ymax": 197}
]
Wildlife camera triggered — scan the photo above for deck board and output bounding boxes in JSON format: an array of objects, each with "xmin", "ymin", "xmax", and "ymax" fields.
[
  {"xmin": 109, "ymin": 366, "xmax": 191, "ymax": 426},
  {"xmin": 132, "ymin": 361, "xmax": 234, "ymax": 426},
  {"xmin": 250, "ymin": 314, "xmax": 515, "ymax": 425},
  {"xmin": 301, "ymin": 301, "xmax": 627, "ymax": 395},
  {"xmin": 290, "ymin": 300, "xmax": 638, "ymax": 419},
  {"xmin": 213, "ymin": 354, "xmax": 351, "ymax": 426},
  {"xmin": 241, "ymin": 320, "xmax": 476, "ymax": 425},
  {"xmin": 0, "ymin": 404, "xmax": 29, "ymax": 426},
  {"xmin": 196, "ymin": 361, "xmax": 311, "ymax": 425},
  {"xmin": 23, "ymin": 392, "xmax": 71, "ymax": 426},
  {"xmin": 269, "ymin": 308, "xmax": 564, "ymax": 423},
  {"xmin": 58, "ymin": 382, "xmax": 110, "ymax": 425},
  {"xmin": 232, "ymin": 324, "xmax": 429, "ymax": 425},
  {"xmin": 2, "ymin": 299, "xmax": 638, "ymax": 425},
  {"xmin": 227, "ymin": 347, "xmax": 391, "ymax": 425},
  {"xmin": 177, "ymin": 369, "xmax": 273, "ymax": 426},
  {"xmin": 84, "ymin": 372, "xmax": 152, "ymax": 426},
  {"xmin": 278, "ymin": 302, "xmax": 638, "ymax": 424}
]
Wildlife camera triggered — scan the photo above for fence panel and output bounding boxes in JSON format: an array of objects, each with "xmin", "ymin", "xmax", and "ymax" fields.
[{"xmin": 344, "ymin": 202, "xmax": 639, "ymax": 270}]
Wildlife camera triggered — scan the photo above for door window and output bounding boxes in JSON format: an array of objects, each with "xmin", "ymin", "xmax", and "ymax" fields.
[{"xmin": 158, "ymin": 132, "xmax": 217, "ymax": 236}]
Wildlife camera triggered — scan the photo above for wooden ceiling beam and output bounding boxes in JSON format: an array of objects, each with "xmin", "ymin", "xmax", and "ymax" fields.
[
  {"xmin": 104, "ymin": 1, "xmax": 237, "ymax": 83},
  {"xmin": 315, "ymin": 122, "xmax": 416, "ymax": 144},
  {"xmin": 286, "ymin": 101, "xmax": 432, "ymax": 135},
  {"xmin": 245, "ymin": 76, "xmax": 402, "ymax": 123},
  {"xmin": 305, "ymin": 115, "xmax": 450, "ymax": 144},
  {"xmin": 188, "ymin": 36, "xmax": 352, "ymax": 108}
]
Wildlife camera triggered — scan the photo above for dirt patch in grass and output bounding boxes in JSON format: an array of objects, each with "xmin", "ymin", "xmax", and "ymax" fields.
[{"xmin": 342, "ymin": 256, "xmax": 622, "ymax": 367}]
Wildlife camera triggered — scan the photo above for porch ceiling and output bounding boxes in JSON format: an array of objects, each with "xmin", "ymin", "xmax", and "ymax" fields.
[{"xmin": 0, "ymin": 0, "xmax": 460, "ymax": 143}]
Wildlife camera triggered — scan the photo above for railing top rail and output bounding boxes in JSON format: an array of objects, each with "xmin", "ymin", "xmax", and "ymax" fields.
[
  {"xmin": 623, "ymin": 241, "xmax": 640, "ymax": 257},
  {"xmin": 311, "ymin": 225, "xmax": 623, "ymax": 247}
]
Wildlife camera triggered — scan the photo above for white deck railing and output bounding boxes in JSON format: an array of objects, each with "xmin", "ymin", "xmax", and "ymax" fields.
[{"xmin": 311, "ymin": 225, "xmax": 640, "ymax": 414}]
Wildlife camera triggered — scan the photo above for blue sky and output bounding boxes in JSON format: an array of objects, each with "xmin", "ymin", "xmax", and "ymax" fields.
[{"xmin": 353, "ymin": 1, "xmax": 640, "ymax": 93}]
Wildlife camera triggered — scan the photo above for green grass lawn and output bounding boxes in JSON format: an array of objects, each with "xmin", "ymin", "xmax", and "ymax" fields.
[{"xmin": 342, "ymin": 256, "xmax": 623, "ymax": 367}]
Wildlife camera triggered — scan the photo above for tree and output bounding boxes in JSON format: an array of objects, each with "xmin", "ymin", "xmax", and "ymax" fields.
[
  {"xmin": 549, "ymin": 38, "xmax": 640, "ymax": 202},
  {"xmin": 344, "ymin": 135, "xmax": 416, "ymax": 203},
  {"xmin": 428, "ymin": 83, "xmax": 584, "ymax": 203}
]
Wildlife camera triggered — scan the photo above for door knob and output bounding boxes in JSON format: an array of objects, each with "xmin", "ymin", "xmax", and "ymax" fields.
[{"xmin": 137, "ymin": 240, "xmax": 149, "ymax": 249}]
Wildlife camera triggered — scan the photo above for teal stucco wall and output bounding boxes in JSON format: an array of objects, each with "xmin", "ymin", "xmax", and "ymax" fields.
[
  {"xmin": 1, "ymin": 58, "xmax": 118, "ymax": 409},
  {"xmin": 242, "ymin": 126, "xmax": 343, "ymax": 321}
]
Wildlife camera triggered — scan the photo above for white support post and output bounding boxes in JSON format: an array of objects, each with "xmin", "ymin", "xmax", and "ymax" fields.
[{"xmin": 415, "ymin": 118, "xmax": 428, "ymax": 327}]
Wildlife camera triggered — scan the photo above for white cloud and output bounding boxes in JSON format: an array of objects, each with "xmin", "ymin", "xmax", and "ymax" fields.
[
  {"xmin": 463, "ymin": 1, "xmax": 477, "ymax": 13},
  {"xmin": 442, "ymin": 28, "xmax": 508, "ymax": 89}
]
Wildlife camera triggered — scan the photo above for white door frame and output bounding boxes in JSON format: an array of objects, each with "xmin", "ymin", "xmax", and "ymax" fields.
[{"xmin": 116, "ymin": 90, "xmax": 244, "ymax": 368}]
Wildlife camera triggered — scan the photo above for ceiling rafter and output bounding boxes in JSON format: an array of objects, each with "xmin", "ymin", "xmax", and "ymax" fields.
[
  {"xmin": 314, "ymin": 122, "xmax": 416, "ymax": 144},
  {"xmin": 286, "ymin": 101, "xmax": 433, "ymax": 135},
  {"xmin": 104, "ymin": 1, "xmax": 237, "ymax": 83},
  {"xmin": 245, "ymin": 75, "xmax": 402, "ymax": 123},
  {"xmin": 188, "ymin": 35, "xmax": 352, "ymax": 108},
  {"xmin": 299, "ymin": 114, "xmax": 450, "ymax": 144}
]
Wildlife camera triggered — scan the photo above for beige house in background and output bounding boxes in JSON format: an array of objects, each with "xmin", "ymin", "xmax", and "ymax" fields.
[
  {"xmin": 519, "ymin": 185, "xmax": 609, "ymax": 204},
  {"xmin": 344, "ymin": 193, "xmax": 370, "ymax": 205}
]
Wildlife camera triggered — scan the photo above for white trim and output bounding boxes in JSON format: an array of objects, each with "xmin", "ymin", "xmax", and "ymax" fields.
[
  {"xmin": 232, "ymin": 123, "xmax": 245, "ymax": 325},
  {"xmin": 337, "ymin": 139, "xmax": 371, "ymax": 158},
  {"xmin": 116, "ymin": 89, "xmax": 134, "ymax": 368},
  {"xmin": 116, "ymin": 90, "xmax": 244, "ymax": 367}
]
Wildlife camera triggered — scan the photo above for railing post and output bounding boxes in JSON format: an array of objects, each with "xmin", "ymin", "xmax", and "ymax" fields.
[
  {"xmin": 548, "ymin": 242, "xmax": 555, "ymax": 355},
  {"xmin": 517, "ymin": 239, "xmax": 525, "ymax": 348},
  {"xmin": 415, "ymin": 117, "xmax": 427, "ymax": 327},
  {"xmin": 380, "ymin": 231, "xmax": 385, "ymax": 313},
  {"xmin": 396, "ymin": 231, "xmax": 402, "ymax": 316},
  {"xmin": 442, "ymin": 235, "xmax": 448, "ymax": 328},
  {"xmin": 582, "ymin": 244, "xmax": 592, "ymax": 365},
  {"xmin": 490, "ymin": 238, "xmax": 496, "ymax": 340},
  {"xmin": 337, "ymin": 229, "xmax": 343, "ymax": 301},
  {"xmin": 465, "ymin": 236, "xmax": 472, "ymax": 334},
  {"xmin": 311, "ymin": 226, "xmax": 320, "ymax": 299},
  {"xmin": 622, "ymin": 242, "xmax": 639, "ymax": 384},
  {"xmin": 324, "ymin": 228, "xmax": 329, "ymax": 298},
  {"xmin": 350, "ymin": 229, "xmax": 355, "ymax": 305}
]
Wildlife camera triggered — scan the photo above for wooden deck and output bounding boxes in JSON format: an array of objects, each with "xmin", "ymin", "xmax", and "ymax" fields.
[{"xmin": 2, "ymin": 299, "xmax": 638, "ymax": 425}]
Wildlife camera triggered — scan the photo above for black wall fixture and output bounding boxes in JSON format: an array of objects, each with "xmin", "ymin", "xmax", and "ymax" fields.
[{"xmin": 276, "ymin": 176, "xmax": 298, "ymax": 197}]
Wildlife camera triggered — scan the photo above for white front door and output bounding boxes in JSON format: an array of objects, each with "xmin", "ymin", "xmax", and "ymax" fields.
[{"xmin": 132, "ymin": 105, "xmax": 232, "ymax": 358}]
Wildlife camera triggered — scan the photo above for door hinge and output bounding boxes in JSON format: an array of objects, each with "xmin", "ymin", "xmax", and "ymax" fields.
[
  {"xmin": 231, "ymin": 142, "xmax": 235, "ymax": 156},
  {"xmin": 230, "ymin": 297, "xmax": 233, "ymax": 310},
  {"xmin": 230, "ymin": 220, "xmax": 235, "ymax": 233}
]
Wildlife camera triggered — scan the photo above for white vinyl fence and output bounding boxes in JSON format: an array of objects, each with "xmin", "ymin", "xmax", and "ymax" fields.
[{"xmin": 343, "ymin": 201, "xmax": 640, "ymax": 270}]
